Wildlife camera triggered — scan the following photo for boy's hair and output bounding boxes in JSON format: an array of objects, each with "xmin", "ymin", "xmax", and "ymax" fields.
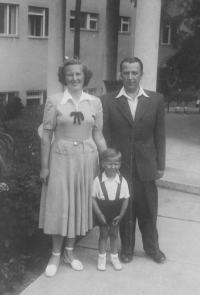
[{"xmin": 101, "ymin": 148, "xmax": 122, "ymax": 162}]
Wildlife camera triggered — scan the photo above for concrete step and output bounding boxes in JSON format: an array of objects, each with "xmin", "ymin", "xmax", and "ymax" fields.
[{"xmin": 157, "ymin": 167, "xmax": 200, "ymax": 195}]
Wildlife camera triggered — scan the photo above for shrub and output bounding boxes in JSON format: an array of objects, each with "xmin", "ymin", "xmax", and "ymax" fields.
[
  {"xmin": 1, "ymin": 96, "xmax": 23, "ymax": 122},
  {"xmin": 0, "ymin": 105, "xmax": 51, "ymax": 294}
]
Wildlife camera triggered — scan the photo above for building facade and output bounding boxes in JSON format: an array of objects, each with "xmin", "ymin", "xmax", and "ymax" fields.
[
  {"xmin": 0, "ymin": 0, "xmax": 51, "ymax": 105},
  {"xmin": 64, "ymin": 0, "xmax": 134, "ymax": 96},
  {"xmin": 0, "ymin": 0, "xmax": 168, "ymax": 105}
]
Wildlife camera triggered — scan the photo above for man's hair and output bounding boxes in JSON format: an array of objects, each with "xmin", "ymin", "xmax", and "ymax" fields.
[
  {"xmin": 120, "ymin": 57, "xmax": 143, "ymax": 73},
  {"xmin": 58, "ymin": 59, "xmax": 93, "ymax": 87},
  {"xmin": 101, "ymin": 148, "xmax": 122, "ymax": 162}
]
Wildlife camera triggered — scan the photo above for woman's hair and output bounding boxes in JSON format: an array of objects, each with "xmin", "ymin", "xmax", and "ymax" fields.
[
  {"xmin": 101, "ymin": 148, "xmax": 122, "ymax": 162},
  {"xmin": 58, "ymin": 59, "xmax": 93, "ymax": 88}
]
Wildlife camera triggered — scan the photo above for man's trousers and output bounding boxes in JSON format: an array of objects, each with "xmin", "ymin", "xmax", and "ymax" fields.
[{"xmin": 119, "ymin": 161, "xmax": 160, "ymax": 256}]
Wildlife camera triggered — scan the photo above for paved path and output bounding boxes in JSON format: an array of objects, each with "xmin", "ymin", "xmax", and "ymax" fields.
[
  {"xmin": 20, "ymin": 188, "xmax": 200, "ymax": 295},
  {"xmin": 158, "ymin": 107, "xmax": 200, "ymax": 194},
  {"xmin": 20, "ymin": 107, "xmax": 200, "ymax": 295}
]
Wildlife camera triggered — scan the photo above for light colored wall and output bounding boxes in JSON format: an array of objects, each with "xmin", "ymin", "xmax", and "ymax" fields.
[
  {"xmin": 0, "ymin": 0, "xmax": 49, "ymax": 104},
  {"xmin": 46, "ymin": 0, "xmax": 65, "ymax": 97},
  {"xmin": 117, "ymin": 0, "xmax": 135, "ymax": 73},
  {"xmin": 65, "ymin": 0, "xmax": 107, "ymax": 96},
  {"xmin": 65, "ymin": 0, "xmax": 134, "ymax": 96}
]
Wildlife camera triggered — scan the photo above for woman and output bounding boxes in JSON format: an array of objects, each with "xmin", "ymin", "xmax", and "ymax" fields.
[{"xmin": 39, "ymin": 59, "xmax": 107, "ymax": 277}]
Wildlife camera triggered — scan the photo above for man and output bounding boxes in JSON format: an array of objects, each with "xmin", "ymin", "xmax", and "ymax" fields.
[{"xmin": 101, "ymin": 57, "xmax": 166, "ymax": 264}]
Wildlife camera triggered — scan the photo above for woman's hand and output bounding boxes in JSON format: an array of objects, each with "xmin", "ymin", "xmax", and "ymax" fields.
[{"xmin": 40, "ymin": 167, "xmax": 49, "ymax": 184}]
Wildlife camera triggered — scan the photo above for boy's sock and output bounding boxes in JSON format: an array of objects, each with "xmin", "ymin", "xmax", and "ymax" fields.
[
  {"xmin": 99, "ymin": 253, "xmax": 106, "ymax": 257},
  {"xmin": 110, "ymin": 253, "xmax": 118, "ymax": 258}
]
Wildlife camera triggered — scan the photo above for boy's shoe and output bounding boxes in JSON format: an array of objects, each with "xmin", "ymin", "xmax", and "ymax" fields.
[
  {"xmin": 97, "ymin": 255, "xmax": 106, "ymax": 271},
  {"xmin": 111, "ymin": 255, "xmax": 123, "ymax": 270}
]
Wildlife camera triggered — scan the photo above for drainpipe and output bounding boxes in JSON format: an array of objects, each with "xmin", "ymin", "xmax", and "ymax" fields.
[{"xmin": 62, "ymin": 0, "xmax": 66, "ymax": 62}]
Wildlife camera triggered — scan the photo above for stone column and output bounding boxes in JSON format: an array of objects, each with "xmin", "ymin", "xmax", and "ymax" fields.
[{"xmin": 133, "ymin": 0, "xmax": 161, "ymax": 91}]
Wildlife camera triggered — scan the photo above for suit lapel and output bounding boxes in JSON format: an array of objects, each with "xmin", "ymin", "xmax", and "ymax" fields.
[
  {"xmin": 133, "ymin": 95, "xmax": 150, "ymax": 128},
  {"xmin": 116, "ymin": 96, "xmax": 133, "ymax": 126}
]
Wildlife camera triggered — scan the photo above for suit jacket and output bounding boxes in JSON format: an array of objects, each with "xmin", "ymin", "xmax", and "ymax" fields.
[{"xmin": 101, "ymin": 90, "xmax": 166, "ymax": 182}]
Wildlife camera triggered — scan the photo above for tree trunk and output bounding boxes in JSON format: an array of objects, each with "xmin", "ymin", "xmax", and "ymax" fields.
[
  {"xmin": 105, "ymin": 0, "xmax": 120, "ymax": 80},
  {"xmin": 74, "ymin": 0, "xmax": 82, "ymax": 59}
]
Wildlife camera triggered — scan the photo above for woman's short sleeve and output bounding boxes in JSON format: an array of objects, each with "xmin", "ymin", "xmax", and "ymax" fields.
[
  {"xmin": 93, "ymin": 97, "xmax": 103, "ymax": 131},
  {"xmin": 43, "ymin": 96, "xmax": 57, "ymax": 130}
]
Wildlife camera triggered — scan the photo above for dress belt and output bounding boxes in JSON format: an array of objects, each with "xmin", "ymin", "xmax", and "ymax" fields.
[
  {"xmin": 73, "ymin": 141, "xmax": 82, "ymax": 146},
  {"xmin": 54, "ymin": 139, "xmax": 83, "ymax": 146}
]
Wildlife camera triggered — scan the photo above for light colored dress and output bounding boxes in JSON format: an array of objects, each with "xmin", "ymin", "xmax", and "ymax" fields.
[{"xmin": 39, "ymin": 89, "xmax": 102, "ymax": 238}]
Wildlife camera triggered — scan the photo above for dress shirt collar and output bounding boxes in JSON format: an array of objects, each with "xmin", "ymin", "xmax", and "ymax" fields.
[
  {"xmin": 102, "ymin": 172, "xmax": 120, "ymax": 184},
  {"xmin": 61, "ymin": 88, "xmax": 95, "ymax": 105},
  {"xmin": 116, "ymin": 85, "xmax": 149, "ymax": 100}
]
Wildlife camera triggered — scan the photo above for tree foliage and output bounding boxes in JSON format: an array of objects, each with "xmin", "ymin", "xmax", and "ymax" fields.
[{"xmin": 162, "ymin": 0, "xmax": 200, "ymax": 88}]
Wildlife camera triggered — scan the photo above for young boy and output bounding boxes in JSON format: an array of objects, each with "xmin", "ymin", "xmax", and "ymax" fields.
[{"xmin": 92, "ymin": 148, "xmax": 130, "ymax": 271}]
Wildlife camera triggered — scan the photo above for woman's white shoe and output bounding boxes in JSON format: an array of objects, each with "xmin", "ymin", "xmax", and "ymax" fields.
[
  {"xmin": 63, "ymin": 252, "xmax": 83, "ymax": 271},
  {"xmin": 45, "ymin": 252, "xmax": 60, "ymax": 277}
]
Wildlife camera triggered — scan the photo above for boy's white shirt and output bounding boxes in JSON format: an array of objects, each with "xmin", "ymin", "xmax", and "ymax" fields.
[{"xmin": 92, "ymin": 172, "xmax": 130, "ymax": 201}]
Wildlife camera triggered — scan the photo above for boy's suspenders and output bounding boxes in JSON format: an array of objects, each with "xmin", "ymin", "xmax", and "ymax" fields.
[{"xmin": 98, "ymin": 174, "xmax": 123, "ymax": 201}]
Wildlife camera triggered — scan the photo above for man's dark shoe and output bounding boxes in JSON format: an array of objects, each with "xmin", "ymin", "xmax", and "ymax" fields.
[
  {"xmin": 120, "ymin": 253, "xmax": 133, "ymax": 263},
  {"xmin": 148, "ymin": 250, "xmax": 166, "ymax": 263}
]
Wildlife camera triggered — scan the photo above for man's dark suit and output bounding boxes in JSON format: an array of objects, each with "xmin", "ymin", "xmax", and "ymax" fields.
[{"xmin": 101, "ymin": 89, "xmax": 165, "ymax": 256}]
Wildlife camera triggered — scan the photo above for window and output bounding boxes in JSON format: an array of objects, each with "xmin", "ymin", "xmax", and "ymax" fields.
[
  {"xmin": 0, "ymin": 4, "xmax": 18, "ymax": 35},
  {"xmin": 161, "ymin": 22, "xmax": 172, "ymax": 45},
  {"xmin": 0, "ymin": 92, "xmax": 19, "ymax": 104},
  {"xmin": 28, "ymin": 6, "xmax": 48, "ymax": 37},
  {"xmin": 26, "ymin": 91, "xmax": 46, "ymax": 106},
  {"xmin": 70, "ymin": 11, "xmax": 98, "ymax": 31},
  {"xmin": 119, "ymin": 17, "xmax": 130, "ymax": 33},
  {"xmin": 161, "ymin": 21, "xmax": 179, "ymax": 45}
]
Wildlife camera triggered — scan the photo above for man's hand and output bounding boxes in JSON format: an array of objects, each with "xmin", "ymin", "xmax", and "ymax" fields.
[
  {"xmin": 157, "ymin": 170, "xmax": 164, "ymax": 179},
  {"xmin": 97, "ymin": 213, "xmax": 107, "ymax": 225},
  {"xmin": 112, "ymin": 215, "xmax": 122, "ymax": 226}
]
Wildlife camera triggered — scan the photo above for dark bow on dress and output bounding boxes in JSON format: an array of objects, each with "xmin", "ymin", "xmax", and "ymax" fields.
[{"xmin": 70, "ymin": 111, "xmax": 84, "ymax": 125}]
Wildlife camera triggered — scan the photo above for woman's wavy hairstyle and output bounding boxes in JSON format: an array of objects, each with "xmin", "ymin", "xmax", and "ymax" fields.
[{"xmin": 58, "ymin": 59, "xmax": 93, "ymax": 88}]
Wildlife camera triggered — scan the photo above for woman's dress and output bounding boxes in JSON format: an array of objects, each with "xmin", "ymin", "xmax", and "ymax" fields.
[{"xmin": 39, "ymin": 91, "xmax": 102, "ymax": 238}]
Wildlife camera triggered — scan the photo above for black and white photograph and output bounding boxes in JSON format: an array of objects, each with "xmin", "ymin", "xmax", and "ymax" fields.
[{"xmin": 0, "ymin": 0, "xmax": 200, "ymax": 294}]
